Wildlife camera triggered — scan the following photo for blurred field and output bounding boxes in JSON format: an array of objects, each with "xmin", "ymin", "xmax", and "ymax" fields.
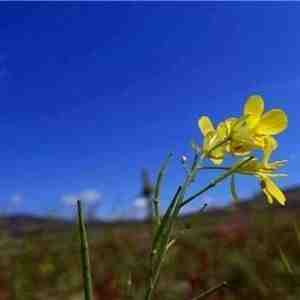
[{"xmin": 1, "ymin": 186, "xmax": 300, "ymax": 300}]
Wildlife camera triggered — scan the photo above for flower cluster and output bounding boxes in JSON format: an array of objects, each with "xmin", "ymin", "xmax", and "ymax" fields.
[{"xmin": 198, "ymin": 95, "xmax": 288, "ymax": 205}]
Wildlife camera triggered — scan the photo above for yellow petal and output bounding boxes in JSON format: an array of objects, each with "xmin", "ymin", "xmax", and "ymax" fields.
[
  {"xmin": 264, "ymin": 176, "xmax": 286, "ymax": 205},
  {"xmin": 217, "ymin": 122, "xmax": 228, "ymax": 140},
  {"xmin": 252, "ymin": 136, "xmax": 265, "ymax": 148},
  {"xmin": 202, "ymin": 133, "xmax": 218, "ymax": 154},
  {"xmin": 209, "ymin": 138, "xmax": 225, "ymax": 156},
  {"xmin": 256, "ymin": 109, "xmax": 288, "ymax": 135},
  {"xmin": 262, "ymin": 136, "xmax": 278, "ymax": 166},
  {"xmin": 262, "ymin": 187, "xmax": 274, "ymax": 204},
  {"xmin": 202, "ymin": 135, "xmax": 211, "ymax": 153},
  {"xmin": 224, "ymin": 117, "xmax": 238, "ymax": 135},
  {"xmin": 202, "ymin": 130, "xmax": 225, "ymax": 164},
  {"xmin": 260, "ymin": 177, "xmax": 274, "ymax": 204},
  {"xmin": 244, "ymin": 95, "xmax": 264, "ymax": 117},
  {"xmin": 246, "ymin": 115, "xmax": 261, "ymax": 129},
  {"xmin": 269, "ymin": 136, "xmax": 278, "ymax": 150},
  {"xmin": 231, "ymin": 126, "xmax": 256, "ymax": 149},
  {"xmin": 262, "ymin": 189, "xmax": 273, "ymax": 204},
  {"xmin": 198, "ymin": 116, "xmax": 215, "ymax": 137},
  {"xmin": 211, "ymin": 144, "xmax": 225, "ymax": 159}
]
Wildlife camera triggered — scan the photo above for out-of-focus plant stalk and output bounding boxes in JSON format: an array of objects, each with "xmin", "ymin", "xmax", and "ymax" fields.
[
  {"xmin": 77, "ymin": 200, "xmax": 94, "ymax": 300},
  {"xmin": 191, "ymin": 281, "xmax": 228, "ymax": 300},
  {"xmin": 145, "ymin": 153, "xmax": 200, "ymax": 300},
  {"xmin": 152, "ymin": 153, "xmax": 173, "ymax": 227}
]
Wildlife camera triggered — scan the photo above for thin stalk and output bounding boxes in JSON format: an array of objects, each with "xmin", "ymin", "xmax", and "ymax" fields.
[
  {"xmin": 151, "ymin": 186, "xmax": 182, "ymax": 254},
  {"xmin": 77, "ymin": 200, "xmax": 94, "ymax": 300},
  {"xmin": 144, "ymin": 138, "xmax": 231, "ymax": 300},
  {"xmin": 152, "ymin": 153, "xmax": 172, "ymax": 225},
  {"xmin": 230, "ymin": 174, "xmax": 240, "ymax": 204},
  {"xmin": 180, "ymin": 156, "xmax": 254, "ymax": 208},
  {"xmin": 198, "ymin": 166, "xmax": 230, "ymax": 171},
  {"xmin": 199, "ymin": 202, "xmax": 208, "ymax": 213},
  {"xmin": 191, "ymin": 281, "xmax": 228, "ymax": 300},
  {"xmin": 146, "ymin": 155, "xmax": 200, "ymax": 300},
  {"xmin": 202, "ymin": 137, "xmax": 230, "ymax": 159},
  {"xmin": 145, "ymin": 186, "xmax": 183, "ymax": 300}
]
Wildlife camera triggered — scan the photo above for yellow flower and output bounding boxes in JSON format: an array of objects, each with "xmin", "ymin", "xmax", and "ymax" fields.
[
  {"xmin": 216, "ymin": 117, "xmax": 252, "ymax": 156},
  {"xmin": 219, "ymin": 95, "xmax": 287, "ymax": 163},
  {"xmin": 198, "ymin": 116, "xmax": 227, "ymax": 165},
  {"xmin": 197, "ymin": 95, "xmax": 288, "ymax": 170},
  {"xmin": 238, "ymin": 158, "xmax": 287, "ymax": 205},
  {"xmin": 244, "ymin": 95, "xmax": 287, "ymax": 135}
]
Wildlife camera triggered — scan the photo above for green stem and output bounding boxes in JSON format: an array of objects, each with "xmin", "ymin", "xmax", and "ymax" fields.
[
  {"xmin": 151, "ymin": 186, "xmax": 182, "ymax": 254},
  {"xmin": 145, "ymin": 186, "xmax": 183, "ymax": 300},
  {"xmin": 144, "ymin": 138, "xmax": 232, "ymax": 300},
  {"xmin": 77, "ymin": 200, "xmax": 94, "ymax": 300},
  {"xmin": 145, "ymin": 155, "xmax": 200, "ymax": 300},
  {"xmin": 198, "ymin": 166, "xmax": 230, "ymax": 171}
]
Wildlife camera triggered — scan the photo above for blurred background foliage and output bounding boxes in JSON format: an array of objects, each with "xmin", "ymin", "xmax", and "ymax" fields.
[{"xmin": 1, "ymin": 186, "xmax": 300, "ymax": 300}]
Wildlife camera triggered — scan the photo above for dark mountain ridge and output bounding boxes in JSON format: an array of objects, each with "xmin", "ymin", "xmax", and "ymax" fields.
[{"xmin": 1, "ymin": 186, "xmax": 299, "ymax": 237}]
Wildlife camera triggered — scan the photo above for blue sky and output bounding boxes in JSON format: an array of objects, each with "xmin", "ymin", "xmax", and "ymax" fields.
[{"xmin": 0, "ymin": 3, "xmax": 299, "ymax": 218}]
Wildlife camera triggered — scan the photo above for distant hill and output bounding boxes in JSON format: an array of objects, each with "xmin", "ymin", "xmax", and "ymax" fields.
[
  {"xmin": 0, "ymin": 215, "xmax": 73, "ymax": 237},
  {"xmin": 1, "ymin": 186, "xmax": 299, "ymax": 237},
  {"xmin": 236, "ymin": 185, "xmax": 300, "ymax": 210}
]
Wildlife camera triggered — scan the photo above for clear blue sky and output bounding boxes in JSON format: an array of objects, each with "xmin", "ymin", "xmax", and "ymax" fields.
[{"xmin": 0, "ymin": 3, "xmax": 299, "ymax": 218}]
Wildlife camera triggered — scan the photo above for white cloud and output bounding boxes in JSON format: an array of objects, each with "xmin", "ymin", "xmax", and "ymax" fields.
[
  {"xmin": 61, "ymin": 194, "xmax": 78, "ymax": 206},
  {"xmin": 130, "ymin": 197, "xmax": 148, "ymax": 220},
  {"xmin": 133, "ymin": 197, "xmax": 147, "ymax": 209},
  {"xmin": 80, "ymin": 189, "xmax": 101, "ymax": 203},
  {"xmin": 61, "ymin": 189, "xmax": 101, "ymax": 206}
]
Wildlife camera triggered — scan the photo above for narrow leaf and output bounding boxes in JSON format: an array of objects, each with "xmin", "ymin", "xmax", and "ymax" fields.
[
  {"xmin": 77, "ymin": 200, "xmax": 94, "ymax": 300},
  {"xmin": 152, "ymin": 153, "xmax": 173, "ymax": 223},
  {"xmin": 152, "ymin": 186, "xmax": 182, "ymax": 252}
]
